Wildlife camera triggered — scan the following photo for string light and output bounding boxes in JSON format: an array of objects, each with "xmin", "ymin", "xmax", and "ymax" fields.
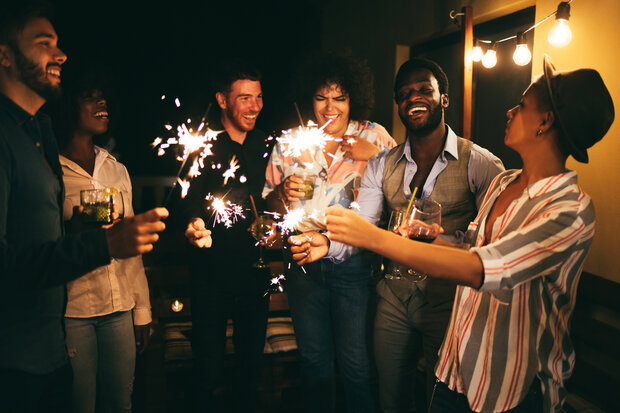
[
  {"xmin": 548, "ymin": 1, "xmax": 572, "ymax": 47},
  {"xmin": 481, "ymin": 42, "xmax": 497, "ymax": 68},
  {"xmin": 513, "ymin": 32, "xmax": 532, "ymax": 66},
  {"xmin": 472, "ymin": 40, "xmax": 484, "ymax": 62},
  {"xmin": 451, "ymin": 0, "xmax": 574, "ymax": 69}
]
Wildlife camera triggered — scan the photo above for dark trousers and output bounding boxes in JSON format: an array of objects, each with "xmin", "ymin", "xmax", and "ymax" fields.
[
  {"xmin": 189, "ymin": 271, "xmax": 269, "ymax": 413},
  {"xmin": 429, "ymin": 377, "xmax": 543, "ymax": 413},
  {"xmin": 0, "ymin": 363, "xmax": 73, "ymax": 413},
  {"xmin": 374, "ymin": 279, "xmax": 453, "ymax": 413}
]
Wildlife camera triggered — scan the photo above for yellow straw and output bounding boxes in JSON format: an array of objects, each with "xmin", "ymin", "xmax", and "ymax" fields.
[
  {"xmin": 404, "ymin": 186, "xmax": 419, "ymax": 218},
  {"xmin": 249, "ymin": 194, "xmax": 260, "ymax": 219}
]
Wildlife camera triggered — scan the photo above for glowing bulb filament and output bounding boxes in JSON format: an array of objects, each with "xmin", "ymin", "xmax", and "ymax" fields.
[
  {"xmin": 481, "ymin": 49, "xmax": 497, "ymax": 69},
  {"xmin": 548, "ymin": 19, "xmax": 572, "ymax": 47}
]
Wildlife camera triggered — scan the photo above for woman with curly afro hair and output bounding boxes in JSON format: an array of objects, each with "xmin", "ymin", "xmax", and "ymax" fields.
[{"xmin": 263, "ymin": 52, "xmax": 396, "ymax": 412}]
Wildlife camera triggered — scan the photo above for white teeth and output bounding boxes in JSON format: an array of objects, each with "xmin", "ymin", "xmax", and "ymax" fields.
[
  {"xmin": 94, "ymin": 111, "xmax": 108, "ymax": 119},
  {"xmin": 408, "ymin": 107, "xmax": 427, "ymax": 115}
]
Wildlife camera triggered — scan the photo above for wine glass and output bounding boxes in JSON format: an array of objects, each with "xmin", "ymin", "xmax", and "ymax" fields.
[
  {"xmin": 403, "ymin": 198, "xmax": 442, "ymax": 282},
  {"xmin": 111, "ymin": 191, "xmax": 125, "ymax": 220},
  {"xmin": 384, "ymin": 209, "xmax": 407, "ymax": 279},
  {"xmin": 251, "ymin": 214, "xmax": 272, "ymax": 269}
]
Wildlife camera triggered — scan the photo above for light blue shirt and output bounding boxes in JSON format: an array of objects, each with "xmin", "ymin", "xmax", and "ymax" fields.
[{"xmin": 327, "ymin": 125, "xmax": 504, "ymax": 262}]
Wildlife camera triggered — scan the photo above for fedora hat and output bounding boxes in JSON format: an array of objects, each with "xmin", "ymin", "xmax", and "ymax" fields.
[{"xmin": 543, "ymin": 55, "xmax": 614, "ymax": 163}]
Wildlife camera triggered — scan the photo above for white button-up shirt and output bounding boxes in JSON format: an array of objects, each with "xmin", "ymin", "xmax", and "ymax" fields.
[{"xmin": 60, "ymin": 146, "xmax": 151, "ymax": 325}]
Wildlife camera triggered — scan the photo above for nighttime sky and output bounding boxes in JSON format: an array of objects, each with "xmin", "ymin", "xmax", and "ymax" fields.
[{"xmin": 50, "ymin": 0, "xmax": 324, "ymax": 175}]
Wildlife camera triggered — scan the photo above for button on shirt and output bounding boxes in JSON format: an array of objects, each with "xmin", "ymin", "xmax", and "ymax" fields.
[
  {"xmin": 435, "ymin": 169, "xmax": 595, "ymax": 413},
  {"xmin": 60, "ymin": 147, "xmax": 151, "ymax": 325},
  {"xmin": 328, "ymin": 126, "xmax": 504, "ymax": 262},
  {"xmin": 0, "ymin": 94, "xmax": 110, "ymax": 374}
]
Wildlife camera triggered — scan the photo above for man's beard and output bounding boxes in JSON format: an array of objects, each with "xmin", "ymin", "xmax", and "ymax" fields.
[
  {"xmin": 400, "ymin": 102, "xmax": 443, "ymax": 137},
  {"xmin": 14, "ymin": 47, "xmax": 61, "ymax": 101}
]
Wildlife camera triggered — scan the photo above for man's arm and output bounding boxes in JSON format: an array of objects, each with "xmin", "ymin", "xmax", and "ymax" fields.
[{"xmin": 468, "ymin": 144, "xmax": 505, "ymax": 208}]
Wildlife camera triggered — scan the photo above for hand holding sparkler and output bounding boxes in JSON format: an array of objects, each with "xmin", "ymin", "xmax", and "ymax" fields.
[
  {"xmin": 106, "ymin": 207, "xmax": 169, "ymax": 258},
  {"xmin": 340, "ymin": 135, "xmax": 381, "ymax": 161},
  {"xmin": 288, "ymin": 231, "xmax": 330, "ymax": 266},
  {"xmin": 185, "ymin": 217, "xmax": 213, "ymax": 248}
]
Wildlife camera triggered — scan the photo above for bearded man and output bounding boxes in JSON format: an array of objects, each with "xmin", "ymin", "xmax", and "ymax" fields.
[{"xmin": 290, "ymin": 58, "xmax": 504, "ymax": 412}]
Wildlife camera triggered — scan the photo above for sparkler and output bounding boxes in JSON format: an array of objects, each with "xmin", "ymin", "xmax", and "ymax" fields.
[
  {"xmin": 276, "ymin": 120, "xmax": 334, "ymax": 158},
  {"xmin": 152, "ymin": 99, "xmax": 221, "ymax": 204},
  {"xmin": 205, "ymin": 193, "xmax": 245, "ymax": 228}
]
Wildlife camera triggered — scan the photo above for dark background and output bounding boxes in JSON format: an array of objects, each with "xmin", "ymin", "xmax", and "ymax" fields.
[{"xmin": 50, "ymin": 0, "xmax": 325, "ymax": 176}]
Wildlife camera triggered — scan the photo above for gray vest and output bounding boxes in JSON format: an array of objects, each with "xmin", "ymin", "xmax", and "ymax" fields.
[{"xmin": 380, "ymin": 137, "xmax": 476, "ymax": 305}]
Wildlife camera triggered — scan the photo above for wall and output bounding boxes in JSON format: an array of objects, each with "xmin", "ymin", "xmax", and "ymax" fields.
[
  {"xmin": 532, "ymin": 0, "xmax": 620, "ymax": 282},
  {"xmin": 322, "ymin": 0, "xmax": 619, "ymax": 282}
]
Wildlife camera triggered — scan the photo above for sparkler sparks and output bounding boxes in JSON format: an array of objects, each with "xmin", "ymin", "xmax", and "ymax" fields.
[
  {"xmin": 276, "ymin": 120, "xmax": 334, "ymax": 158},
  {"xmin": 152, "ymin": 111, "xmax": 220, "ymax": 199},
  {"xmin": 222, "ymin": 155, "xmax": 240, "ymax": 185},
  {"xmin": 205, "ymin": 194, "xmax": 245, "ymax": 228}
]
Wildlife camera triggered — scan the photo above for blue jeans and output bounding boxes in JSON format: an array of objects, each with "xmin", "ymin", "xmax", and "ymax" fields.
[
  {"xmin": 429, "ymin": 377, "xmax": 542, "ymax": 413},
  {"xmin": 65, "ymin": 310, "xmax": 136, "ymax": 413},
  {"xmin": 285, "ymin": 253, "xmax": 376, "ymax": 413}
]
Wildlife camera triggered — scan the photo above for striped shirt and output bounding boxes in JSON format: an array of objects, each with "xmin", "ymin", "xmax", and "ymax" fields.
[{"xmin": 435, "ymin": 169, "xmax": 595, "ymax": 413}]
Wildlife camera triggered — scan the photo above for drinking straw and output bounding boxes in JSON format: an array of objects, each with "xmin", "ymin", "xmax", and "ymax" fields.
[
  {"xmin": 249, "ymin": 194, "xmax": 260, "ymax": 219},
  {"xmin": 404, "ymin": 186, "xmax": 419, "ymax": 219}
]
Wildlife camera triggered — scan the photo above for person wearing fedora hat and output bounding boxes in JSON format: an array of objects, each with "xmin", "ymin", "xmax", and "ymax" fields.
[{"xmin": 292, "ymin": 55, "xmax": 614, "ymax": 412}]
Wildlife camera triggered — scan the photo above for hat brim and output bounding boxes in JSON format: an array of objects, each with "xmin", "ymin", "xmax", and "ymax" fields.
[{"xmin": 543, "ymin": 55, "xmax": 589, "ymax": 163}]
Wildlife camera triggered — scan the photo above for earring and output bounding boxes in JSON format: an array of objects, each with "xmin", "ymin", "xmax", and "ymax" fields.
[{"xmin": 536, "ymin": 129, "xmax": 543, "ymax": 136}]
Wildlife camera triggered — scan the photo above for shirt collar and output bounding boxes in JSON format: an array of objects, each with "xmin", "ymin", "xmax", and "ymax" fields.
[
  {"xmin": 399, "ymin": 124, "xmax": 458, "ymax": 163},
  {"xmin": 59, "ymin": 145, "xmax": 116, "ymax": 174},
  {"xmin": 526, "ymin": 170, "xmax": 577, "ymax": 198},
  {"xmin": 0, "ymin": 93, "xmax": 36, "ymax": 125}
]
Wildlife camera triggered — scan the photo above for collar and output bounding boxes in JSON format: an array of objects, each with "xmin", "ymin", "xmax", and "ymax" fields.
[
  {"xmin": 526, "ymin": 169, "xmax": 577, "ymax": 198},
  {"xmin": 398, "ymin": 124, "xmax": 458, "ymax": 164},
  {"xmin": 0, "ymin": 93, "xmax": 36, "ymax": 126},
  {"xmin": 498, "ymin": 169, "xmax": 577, "ymax": 199},
  {"xmin": 59, "ymin": 145, "xmax": 116, "ymax": 175}
]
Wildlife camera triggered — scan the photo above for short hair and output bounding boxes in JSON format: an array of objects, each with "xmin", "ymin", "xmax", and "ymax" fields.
[
  {"xmin": 394, "ymin": 58, "xmax": 449, "ymax": 99},
  {"xmin": 296, "ymin": 51, "xmax": 375, "ymax": 122},
  {"xmin": 0, "ymin": 1, "xmax": 54, "ymax": 48},
  {"xmin": 211, "ymin": 59, "xmax": 262, "ymax": 95}
]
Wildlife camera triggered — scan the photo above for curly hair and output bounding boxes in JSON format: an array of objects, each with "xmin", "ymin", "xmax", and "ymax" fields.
[{"xmin": 296, "ymin": 52, "xmax": 375, "ymax": 122}]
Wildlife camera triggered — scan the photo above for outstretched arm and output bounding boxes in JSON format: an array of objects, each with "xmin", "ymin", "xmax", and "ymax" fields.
[{"xmin": 325, "ymin": 206, "xmax": 484, "ymax": 288}]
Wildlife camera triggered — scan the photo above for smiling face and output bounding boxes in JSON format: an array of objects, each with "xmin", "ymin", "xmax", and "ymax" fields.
[
  {"xmin": 312, "ymin": 83, "xmax": 350, "ymax": 139},
  {"xmin": 10, "ymin": 17, "xmax": 67, "ymax": 101},
  {"xmin": 504, "ymin": 79, "xmax": 548, "ymax": 152},
  {"xmin": 77, "ymin": 89, "xmax": 109, "ymax": 136},
  {"xmin": 396, "ymin": 68, "xmax": 447, "ymax": 137},
  {"xmin": 217, "ymin": 79, "xmax": 263, "ymax": 135}
]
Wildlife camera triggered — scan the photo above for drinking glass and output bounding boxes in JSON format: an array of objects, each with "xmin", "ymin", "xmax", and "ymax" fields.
[
  {"xmin": 384, "ymin": 209, "xmax": 407, "ymax": 279},
  {"xmin": 403, "ymin": 198, "xmax": 442, "ymax": 282},
  {"xmin": 80, "ymin": 189, "xmax": 113, "ymax": 225},
  {"xmin": 297, "ymin": 173, "xmax": 318, "ymax": 200},
  {"xmin": 251, "ymin": 214, "xmax": 272, "ymax": 269}
]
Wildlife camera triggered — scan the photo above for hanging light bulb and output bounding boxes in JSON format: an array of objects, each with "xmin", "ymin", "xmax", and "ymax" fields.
[
  {"xmin": 472, "ymin": 39, "xmax": 484, "ymax": 62},
  {"xmin": 481, "ymin": 42, "xmax": 497, "ymax": 68},
  {"xmin": 513, "ymin": 32, "xmax": 532, "ymax": 66},
  {"xmin": 548, "ymin": 1, "xmax": 572, "ymax": 47}
]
